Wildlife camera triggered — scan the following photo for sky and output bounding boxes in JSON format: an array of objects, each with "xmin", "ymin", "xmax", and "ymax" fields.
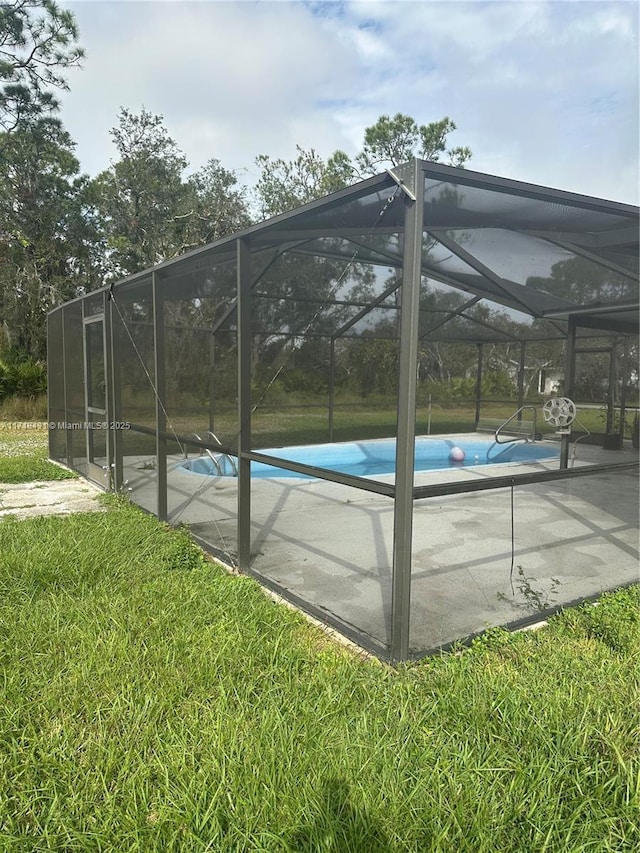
[{"xmin": 60, "ymin": 0, "xmax": 639, "ymax": 204}]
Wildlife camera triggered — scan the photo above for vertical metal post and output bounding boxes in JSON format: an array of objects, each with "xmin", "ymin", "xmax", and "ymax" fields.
[
  {"xmin": 109, "ymin": 293, "xmax": 124, "ymax": 491},
  {"xmin": 561, "ymin": 317, "xmax": 577, "ymax": 469},
  {"xmin": 102, "ymin": 290, "xmax": 115, "ymax": 490},
  {"xmin": 328, "ymin": 337, "xmax": 336, "ymax": 442},
  {"xmin": 61, "ymin": 308, "xmax": 73, "ymax": 465},
  {"xmin": 606, "ymin": 342, "xmax": 616, "ymax": 434},
  {"xmin": 474, "ymin": 344, "xmax": 484, "ymax": 428},
  {"xmin": 80, "ymin": 304, "xmax": 90, "ymax": 472},
  {"xmin": 619, "ymin": 339, "xmax": 628, "ymax": 443},
  {"xmin": 152, "ymin": 273, "xmax": 167, "ymax": 521},
  {"xmin": 517, "ymin": 342, "xmax": 526, "ymax": 418},
  {"xmin": 391, "ymin": 161, "xmax": 424, "ymax": 663},
  {"xmin": 237, "ymin": 237, "xmax": 252, "ymax": 569},
  {"xmin": 209, "ymin": 332, "xmax": 216, "ymax": 434},
  {"xmin": 46, "ymin": 313, "xmax": 53, "ymax": 459}
]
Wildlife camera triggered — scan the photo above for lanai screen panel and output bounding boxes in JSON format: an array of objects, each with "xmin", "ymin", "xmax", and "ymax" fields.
[
  {"xmin": 420, "ymin": 164, "xmax": 639, "ymax": 320},
  {"xmin": 409, "ymin": 468, "xmax": 640, "ymax": 657},
  {"xmin": 46, "ymin": 159, "xmax": 639, "ymax": 661},
  {"xmin": 160, "ymin": 254, "xmax": 240, "ymax": 563},
  {"xmin": 111, "ymin": 278, "xmax": 157, "ymax": 514},
  {"xmin": 249, "ymin": 244, "xmax": 402, "ymax": 449},
  {"xmin": 245, "ymin": 180, "xmax": 407, "ymax": 458},
  {"xmin": 47, "ymin": 307, "xmax": 65, "ymax": 462},
  {"xmin": 159, "ymin": 258, "xmax": 239, "ymax": 445},
  {"xmin": 241, "ymin": 182, "xmax": 410, "ymax": 656},
  {"xmin": 62, "ymin": 299, "xmax": 86, "ymax": 473},
  {"xmin": 248, "ymin": 478, "xmax": 396, "ymax": 655},
  {"xmin": 254, "ymin": 175, "xmax": 405, "ymax": 244}
]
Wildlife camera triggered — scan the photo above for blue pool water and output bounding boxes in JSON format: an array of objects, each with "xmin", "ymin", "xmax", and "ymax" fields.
[{"xmin": 178, "ymin": 437, "xmax": 559, "ymax": 479}]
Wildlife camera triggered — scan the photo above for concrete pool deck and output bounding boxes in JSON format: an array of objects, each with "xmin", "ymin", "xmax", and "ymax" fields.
[{"xmin": 119, "ymin": 435, "xmax": 639, "ymax": 656}]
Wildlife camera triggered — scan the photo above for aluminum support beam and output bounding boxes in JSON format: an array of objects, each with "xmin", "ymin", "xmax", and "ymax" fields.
[
  {"xmin": 328, "ymin": 338, "xmax": 336, "ymax": 442},
  {"xmin": 107, "ymin": 295, "xmax": 124, "ymax": 490},
  {"xmin": 606, "ymin": 343, "xmax": 617, "ymax": 434},
  {"xmin": 391, "ymin": 162, "xmax": 424, "ymax": 663},
  {"xmin": 475, "ymin": 344, "xmax": 484, "ymax": 427},
  {"xmin": 61, "ymin": 311, "xmax": 73, "ymax": 465},
  {"xmin": 619, "ymin": 340, "xmax": 629, "ymax": 442},
  {"xmin": 432, "ymin": 231, "xmax": 539, "ymax": 316},
  {"xmin": 517, "ymin": 342, "xmax": 526, "ymax": 416},
  {"xmin": 524, "ymin": 233, "xmax": 638, "ymax": 282},
  {"xmin": 237, "ymin": 238, "xmax": 252, "ymax": 569},
  {"xmin": 152, "ymin": 273, "xmax": 167, "ymax": 521},
  {"xmin": 102, "ymin": 291, "xmax": 116, "ymax": 491},
  {"xmin": 208, "ymin": 333, "xmax": 216, "ymax": 434},
  {"xmin": 525, "ymin": 225, "xmax": 639, "ymax": 249},
  {"xmin": 561, "ymin": 317, "xmax": 577, "ymax": 468}
]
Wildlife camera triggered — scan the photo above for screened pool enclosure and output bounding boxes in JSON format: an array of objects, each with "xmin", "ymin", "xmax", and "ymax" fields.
[{"xmin": 48, "ymin": 160, "xmax": 639, "ymax": 661}]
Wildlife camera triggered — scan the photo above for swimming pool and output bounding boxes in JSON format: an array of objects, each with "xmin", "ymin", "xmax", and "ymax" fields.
[{"xmin": 177, "ymin": 437, "xmax": 559, "ymax": 479}]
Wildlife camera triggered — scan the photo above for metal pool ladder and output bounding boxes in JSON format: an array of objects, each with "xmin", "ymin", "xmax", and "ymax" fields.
[
  {"xmin": 493, "ymin": 406, "xmax": 538, "ymax": 444},
  {"xmin": 191, "ymin": 431, "xmax": 238, "ymax": 476}
]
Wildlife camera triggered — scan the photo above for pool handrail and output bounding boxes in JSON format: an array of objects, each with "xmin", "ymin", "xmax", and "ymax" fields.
[
  {"xmin": 203, "ymin": 431, "xmax": 238, "ymax": 477},
  {"xmin": 494, "ymin": 406, "xmax": 538, "ymax": 444}
]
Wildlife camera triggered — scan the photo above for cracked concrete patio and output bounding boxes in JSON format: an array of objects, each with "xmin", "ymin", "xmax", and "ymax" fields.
[{"xmin": 0, "ymin": 479, "xmax": 104, "ymax": 520}]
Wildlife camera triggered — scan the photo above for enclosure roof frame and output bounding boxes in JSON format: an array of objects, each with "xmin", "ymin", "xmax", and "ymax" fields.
[{"xmin": 50, "ymin": 159, "xmax": 639, "ymax": 340}]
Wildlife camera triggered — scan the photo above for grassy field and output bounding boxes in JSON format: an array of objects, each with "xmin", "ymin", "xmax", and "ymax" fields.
[
  {"xmin": 0, "ymin": 423, "xmax": 638, "ymax": 851},
  {"xmin": 0, "ymin": 498, "xmax": 638, "ymax": 852},
  {"xmin": 80, "ymin": 400, "xmax": 619, "ymax": 454},
  {"xmin": 1, "ymin": 395, "xmax": 624, "ymax": 459},
  {"xmin": 0, "ymin": 402, "xmax": 598, "ymax": 484}
]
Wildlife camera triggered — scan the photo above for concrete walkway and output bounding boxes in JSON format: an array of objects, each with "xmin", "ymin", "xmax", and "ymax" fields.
[{"xmin": 0, "ymin": 479, "xmax": 104, "ymax": 520}]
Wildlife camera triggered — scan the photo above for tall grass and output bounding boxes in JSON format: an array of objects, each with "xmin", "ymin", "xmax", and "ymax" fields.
[
  {"xmin": 0, "ymin": 392, "xmax": 47, "ymax": 421},
  {"xmin": 0, "ymin": 498, "xmax": 638, "ymax": 851}
]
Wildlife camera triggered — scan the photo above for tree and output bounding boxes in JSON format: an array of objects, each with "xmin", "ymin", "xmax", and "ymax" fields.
[
  {"xmin": 253, "ymin": 112, "xmax": 471, "ymax": 218},
  {"xmin": 344, "ymin": 336, "xmax": 399, "ymax": 398},
  {"xmin": 355, "ymin": 113, "xmax": 471, "ymax": 176},
  {"xmin": 94, "ymin": 108, "xmax": 251, "ymax": 279},
  {"xmin": 249, "ymin": 113, "xmax": 472, "ymax": 397},
  {"xmin": 526, "ymin": 256, "xmax": 635, "ymax": 305},
  {"xmin": 93, "ymin": 108, "xmax": 190, "ymax": 278},
  {"xmin": 254, "ymin": 145, "xmax": 352, "ymax": 219},
  {"xmin": 0, "ymin": 3, "xmax": 90, "ymax": 360},
  {"xmin": 177, "ymin": 157, "xmax": 250, "ymax": 252},
  {"xmin": 0, "ymin": 0, "xmax": 84, "ymax": 133},
  {"xmin": 0, "ymin": 116, "xmax": 103, "ymax": 358}
]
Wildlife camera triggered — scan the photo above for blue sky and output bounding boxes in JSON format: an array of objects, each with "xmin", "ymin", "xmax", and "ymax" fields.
[{"xmin": 62, "ymin": 0, "xmax": 639, "ymax": 203}]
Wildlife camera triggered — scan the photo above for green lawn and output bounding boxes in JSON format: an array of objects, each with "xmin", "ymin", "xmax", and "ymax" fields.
[
  {"xmin": 0, "ymin": 424, "xmax": 76, "ymax": 483},
  {"xmin": 158, "ymin": 399, "xmax": 625, "ymax": 449},
  {"xmin": 0, "ymin": 421, "xmax": 638, "ymax": 851}
]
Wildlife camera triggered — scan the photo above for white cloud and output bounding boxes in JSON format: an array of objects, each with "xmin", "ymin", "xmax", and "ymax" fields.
[
  {"xmin": 59, "ymin": 0, "xmax": 638, "ymax": 204},
  {"xmin": 64, "ymin": 0, "xmax": 360, "ymax": 173}
]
